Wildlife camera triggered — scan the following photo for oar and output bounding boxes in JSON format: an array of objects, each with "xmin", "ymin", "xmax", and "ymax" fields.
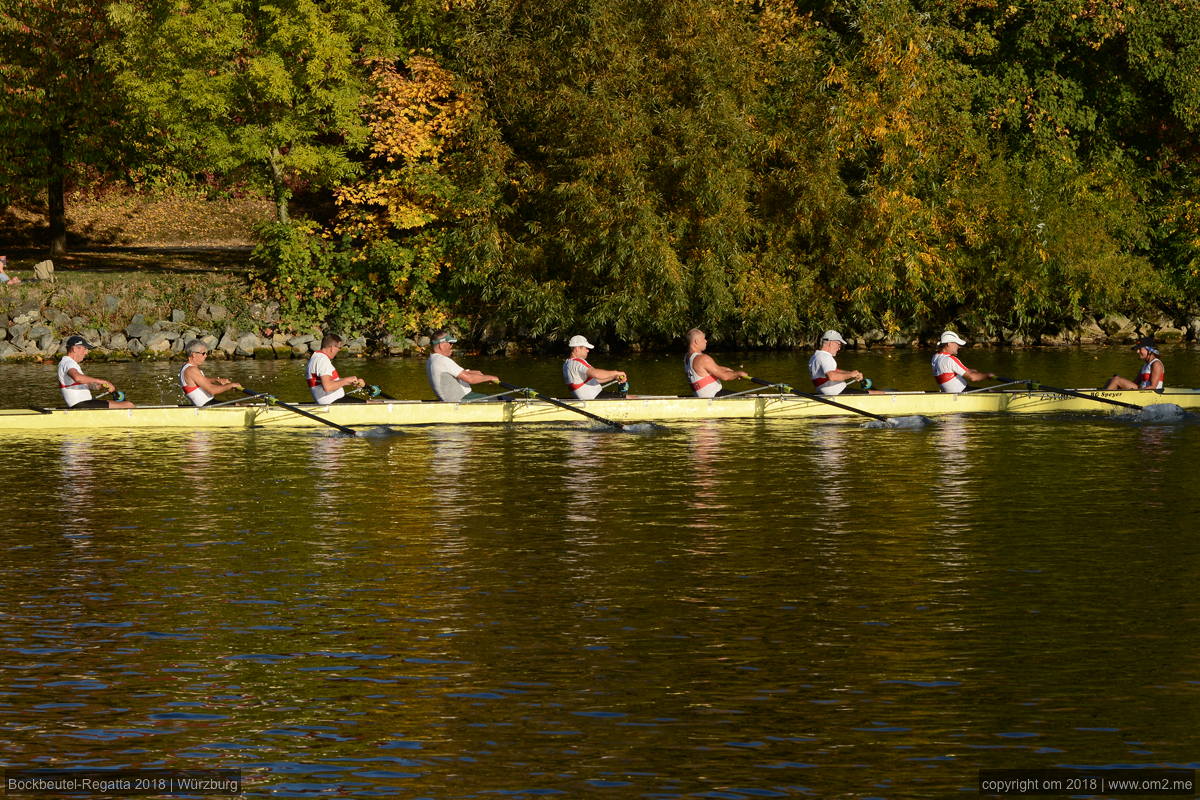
[
  {"xmin": 994, "ymin": 376, "xmax": 1142, "ymax": 410},
  {"xmin": 748, "ymin": 377, "xmax": 893, "ymax": 424},
  {"xmin": 495, "ymin": 380, "xmax": 627, "ymax": 431},
  {"xmin": 241, "ymin": 389, "xmax": 358, "ymax": 435}
]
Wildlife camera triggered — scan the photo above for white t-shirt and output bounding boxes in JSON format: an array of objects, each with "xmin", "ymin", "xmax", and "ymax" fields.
[
  {"xmin": 427, "ymin": 352, "xmax": 471, "ymax": 402},
  {"xmin": 563, "ymin": 357, "xmax": 601, "ymax": 399},
  {"xmin": 306, "ymin": 351, "xmax": 344, "ymax": 404},
  {"xmin": 808, "ymin": 349, "xmax": 847, "ymax": 396},
  {"xmin": 931, "ymin": 352, "xmax": 968, "ymax": 393},
  {"xmin": 58, "ymin": 356, "xmax": 92, "ymax": 407}
]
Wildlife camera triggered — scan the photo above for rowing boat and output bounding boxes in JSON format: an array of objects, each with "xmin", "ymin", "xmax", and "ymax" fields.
[{"xmin": 1, "ymin": 387, "xmax": 1196, "ymax": 432}]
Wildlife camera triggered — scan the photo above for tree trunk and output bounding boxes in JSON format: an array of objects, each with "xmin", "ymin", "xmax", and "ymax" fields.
[
  {"xmin": 268, "ymin": 148, "xmax": 290, "ymax": 223},
  {"xmin": 47, "ymin": 126, "xmax": 67, "ymax": 258}
]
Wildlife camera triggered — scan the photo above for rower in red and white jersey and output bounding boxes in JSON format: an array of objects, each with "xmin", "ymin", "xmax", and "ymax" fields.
[
  {"xmin": 1103, "ymin": 339, "xmax": 1165, "ymax": 391},
  {"xmin": 808, "ymin": 330, "xmax": 864, "ymax": 396},
  {"xmin": 306, "ymin": 333, "xmax": 367, "ymax": 404},
  {"xmin": 179, "ymin": 340, "xmax": 242, "ymax": 407},
  {"xmin": 930, "ymin": 331, "xmax": 994, "ymax": 393},
  {"xmin": 563, "ymin": 335, "xmax": 627, "ymax": 399},
  {"xmin": 57, "ymin": 335, "xmax": 135, "ymax": 409},
  {"xmin": 684, "ymin": 328, "xmax": 748, "ymax": 398}
]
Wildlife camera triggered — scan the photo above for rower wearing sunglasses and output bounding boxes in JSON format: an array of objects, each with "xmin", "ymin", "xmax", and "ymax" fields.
[{"xmin": 180, "ymin": 340, "xmax": 243, "ymax": 407}]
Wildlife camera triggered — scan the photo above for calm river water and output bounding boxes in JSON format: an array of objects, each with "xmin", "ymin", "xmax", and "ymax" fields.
[{"xmin": 1, "ymin": 346, "xmax": 1198, "ymax": 798}]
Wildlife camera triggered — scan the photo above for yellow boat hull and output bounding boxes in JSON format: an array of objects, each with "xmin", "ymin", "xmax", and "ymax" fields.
[{"xmin": 0, "ymin": 388, "xmax": 1196, "ymax": 431}]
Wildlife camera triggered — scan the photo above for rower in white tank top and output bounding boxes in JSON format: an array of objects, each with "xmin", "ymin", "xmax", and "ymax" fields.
[
  {"xmin": 180, "ymin": 362, "xmax": 214, "ymax": 407},
  {"xmin": 684, "ymin": 351, "xmax": 722, "ymax": 398}
]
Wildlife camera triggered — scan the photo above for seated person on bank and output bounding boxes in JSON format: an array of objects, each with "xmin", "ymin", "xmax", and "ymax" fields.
[{"xmin": 0, "ymin": 255, "xmax": 20, "ymax": 286}]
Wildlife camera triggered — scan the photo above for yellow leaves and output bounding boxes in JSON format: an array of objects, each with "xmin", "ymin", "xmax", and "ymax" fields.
[
  {"xmin": 330, "ymin": 54, "xmax": 481, "ymax": 241},
  {"xmin": 363, "ymin": 55, "xmax": 475, "ymax": 164}
]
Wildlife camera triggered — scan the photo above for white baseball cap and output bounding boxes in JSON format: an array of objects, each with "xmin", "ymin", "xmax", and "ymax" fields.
[
  {"xmin": 821, "ymin": 330, "xmax": 846, "ymax": 344},
  {"xmin": 938, "ymin": 331, "xmax": 967, "ymax": 345},
  {"xmin": 568, "ymin": 335, "xmax": 594, "ymax": 349}
]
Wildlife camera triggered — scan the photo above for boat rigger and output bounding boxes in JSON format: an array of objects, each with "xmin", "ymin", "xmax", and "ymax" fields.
[{"xmin": 0, "ymin": 386, "xmax": 1195, "ymax": 432}]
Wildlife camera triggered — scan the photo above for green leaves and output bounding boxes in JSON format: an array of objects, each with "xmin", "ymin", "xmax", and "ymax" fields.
[
  {"xmin": 4, "ymin": 0, "xmax": 1200, "ymax": 340},
  {"xmin": 106, "ymin": 0, "xmax": 398, "ymax": 220}
]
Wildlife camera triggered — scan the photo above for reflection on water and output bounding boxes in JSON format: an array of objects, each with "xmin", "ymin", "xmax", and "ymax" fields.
[{"xmin": 2, "ymin": 354, "xmax": 1200, "ymax": 796}]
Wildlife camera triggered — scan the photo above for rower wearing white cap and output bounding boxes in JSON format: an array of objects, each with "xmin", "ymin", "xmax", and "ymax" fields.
[
  {"xmin": 1103, "ymin": 338, "xmax": 1164, "ymax": 391},
  {"xmin": 563, "ymin": 335, "xmax": 627, "ymax": 399},
  {"xmin": 426, "ymin": 330, "xmax": 500, "ymax": 402},
  {"xmin": 808, "ymin": 330, "xmax": 866, "ymax": 396},
  {"xmin": 931, "ymin": 331, "xmax": 994, "ymax": 393},
  {"xmin": 57, "ymin": 335, "xmax": 135, "ymax": 409}
]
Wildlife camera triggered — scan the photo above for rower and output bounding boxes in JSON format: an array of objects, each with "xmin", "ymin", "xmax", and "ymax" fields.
[
  {"xmin": 1104, "ymin": 338, "xmax": 1164, "ymax": 390},
  {"xmin": 180, "ymin": 340, "xmax": 242, "ymax": 407},
  {"xmin": 931, "ymin": 331, "xmax": 994, "ymax": 393},
  {"xmin": 563, "ymin": 335, "xmax": 627, "ymax": 399},
  {"xmin": 426, "ymin": 330, "xmax": 500, "ymax": 401},
  {"xmin": 684, "ymin": 328, "xmax": 748, "ymax": 398},
  {"xmin": 808, "ymin": 330, "xmax": 879, "ymax": 395},
  {"xmin": 306, "ymin": 333, "xmax": 369, "ymax": 404},
  {"xmin": 58, "ymin": 335, "xmax": 135, "ymax": 409}
]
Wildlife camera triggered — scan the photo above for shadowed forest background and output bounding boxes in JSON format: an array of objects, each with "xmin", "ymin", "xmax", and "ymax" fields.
[{"xmin": 2, "ymin": 0, "xmax": 1199, "ymax": 348}]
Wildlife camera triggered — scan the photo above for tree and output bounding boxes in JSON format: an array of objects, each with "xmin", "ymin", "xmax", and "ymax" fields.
[
  {"xmin": 106, "ymin": 0, "xmax": 398, "ymax": 222},
  {"xmin": 254, "ymin": 53, "xmax": 505, "ymax": 336},
  {"xmin": 0, "ymin": 0, "xmax": 128, "ymax": 257}
]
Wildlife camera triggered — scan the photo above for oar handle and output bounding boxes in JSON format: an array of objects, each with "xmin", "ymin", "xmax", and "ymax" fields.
[
  {"xmin": 495, "ymin": 381, "xmax": 626, "ymax": 431},
  {"xmin": 749, "ymin": 376, "xmax": 891, "ymax": 424},
  {"xmin": 241, "ymin": 389, "xmax": 359, "ymax": 435}
]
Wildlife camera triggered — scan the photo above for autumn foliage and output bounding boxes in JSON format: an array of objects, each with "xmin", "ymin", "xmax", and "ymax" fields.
[{"xmin": 5, "ymin": 0, "xmax": 1200, "ymax": 345}]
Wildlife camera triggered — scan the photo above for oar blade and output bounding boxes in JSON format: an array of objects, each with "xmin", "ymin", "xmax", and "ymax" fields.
[
  {"xmin": 862, "ymin": 415, "xmax": 932, "ymax": 429},
  {"xmin": 1119, "ymin": 403, "xmax": 1188, "ymax": 423}
]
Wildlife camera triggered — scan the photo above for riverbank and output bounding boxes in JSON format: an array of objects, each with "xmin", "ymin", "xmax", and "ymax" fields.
[
  {"xmin": 0, "ymin": 259, "xmax": 1197, "ymax": 363},
  {"xmin": 3, "ymin": 193, "xmax": 1199, "ymax": 360},
  {"xmin": 0, "ymin": 267, "xmax": 417, "ymax": 362}
]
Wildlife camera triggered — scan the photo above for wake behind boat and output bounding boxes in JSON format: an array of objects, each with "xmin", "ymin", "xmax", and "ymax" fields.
[{"xmin": 1, "ymin": 386, "xmax": 1197, "ymax": 432}]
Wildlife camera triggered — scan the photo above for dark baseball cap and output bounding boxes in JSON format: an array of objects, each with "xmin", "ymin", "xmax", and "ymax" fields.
[{"xmin": 65, "ymin": 335, "xmax": 94, "ymax": 349}]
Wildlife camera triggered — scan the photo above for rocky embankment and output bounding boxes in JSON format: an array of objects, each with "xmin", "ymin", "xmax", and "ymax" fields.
[
  {"xmin": 0, "ymin": 298, "xmax": 421, "ymax": 361},
  {"xmin": 0, "ymin": 283, "xmax": 1194, "ymax": 362}
]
